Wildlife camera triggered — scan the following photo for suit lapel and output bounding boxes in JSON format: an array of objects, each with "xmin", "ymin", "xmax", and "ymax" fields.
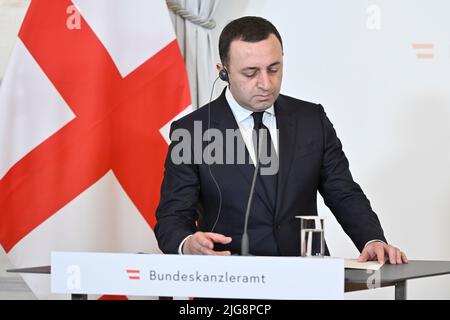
[
  {"xmin": 274, "ymin": 96, "xmax": 297, "ymax": 218},
  {"xmin": 211, "ymin": 90, "xmax": 274, "ymax": 214}
]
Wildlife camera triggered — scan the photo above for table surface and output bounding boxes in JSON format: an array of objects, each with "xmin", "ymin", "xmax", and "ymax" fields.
[
  {"xmin": 345, "ymin": 260, "xmax": 450, "ymax": 285},
  {"xmin": 8, "ymin": 260, "xmax": 450, "ymax": 285}
]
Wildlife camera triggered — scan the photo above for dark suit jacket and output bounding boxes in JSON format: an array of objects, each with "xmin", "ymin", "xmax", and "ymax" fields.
[{"xmin": 155, "ymin": 89, "xmax": 386, "ymax": 256}]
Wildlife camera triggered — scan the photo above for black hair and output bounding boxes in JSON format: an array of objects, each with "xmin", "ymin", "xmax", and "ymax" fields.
[{"xmin": 219, "ymin": 16, "xmax": 283, "ymax": 68}]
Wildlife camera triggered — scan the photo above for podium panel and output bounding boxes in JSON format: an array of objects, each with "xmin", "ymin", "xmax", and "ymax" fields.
[{"xmin": 51, "ymin": 252, "xmax": 344, "ymax": 300}]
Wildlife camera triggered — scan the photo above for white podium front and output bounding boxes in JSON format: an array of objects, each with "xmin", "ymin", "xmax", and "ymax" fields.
[{"xmin": 51, "ymin": 252, "xmax": 344, "ymax": 300}]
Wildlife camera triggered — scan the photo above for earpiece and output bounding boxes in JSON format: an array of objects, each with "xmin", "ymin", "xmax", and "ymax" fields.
[{"xmin": 219, "ymin": 68, "xmax": 229, "ymax": 82}]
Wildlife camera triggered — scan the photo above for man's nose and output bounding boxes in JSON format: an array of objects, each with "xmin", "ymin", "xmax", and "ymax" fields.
[{"xmin": 257, "ymin": 71, "xmax": 271, "ymax": 91}]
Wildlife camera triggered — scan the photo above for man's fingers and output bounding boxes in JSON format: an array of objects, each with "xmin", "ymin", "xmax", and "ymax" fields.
[
  {"xmin": 213, "ymin": 250, "xmax": 232, "ymax": 256},
  {"xmin": 358, "ymin": 249, "xmax": 371, "ymax": 262},
  {"xmin": 358, "ymin": 242, "xmax": 408, "ymax": 265},
  {"xmin": 395, "ymin": 250, "xmax": 408, "ymax": 264},
  {"xmin": 376, "ymin": 246, "xmax": 386, "ymax": 264},
  {"xmin": 195, "ymin": 236, "xmax": 215, "ymax": 254},
  {"xmin": 387, "ymin": 246, "xmax": 397, "ymax": 264},
  {"xmin": 190, "ymin": 239, "xmax": 206, "ymax": 255},
  {"xmin": 185, "ymin": 234, "xmax": 212, "ymax": 255},
  {"xmin": 200, "ymin": 238, "xmax": 214, "ymax": 250},
  {"xmin": 184, "ymin": 232, "xmax": 232, "ymax": 255},
  {"xmin": 401, "ymin": 251, "xmax": 409, "ymax": 264},
  {"xmin": 205, "ymin": 232, "xmax": 232, "ymax": 244},
  {"xmin": 396, "ymin": 248, "xmax": 403, "ymax": 264}
]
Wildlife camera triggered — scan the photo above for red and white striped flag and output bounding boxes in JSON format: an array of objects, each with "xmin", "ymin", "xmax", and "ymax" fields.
[{"xmin": 0, "ymin": 0, "xmax": 191, "ymax": 299}]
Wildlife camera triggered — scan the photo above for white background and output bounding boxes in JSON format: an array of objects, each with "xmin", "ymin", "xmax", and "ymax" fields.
[{"xmin": 1, "ymin": 0, "xmax": 450, "ymax": 299}]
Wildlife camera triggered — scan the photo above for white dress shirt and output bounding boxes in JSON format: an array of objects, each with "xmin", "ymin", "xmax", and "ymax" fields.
[{"xmin": 225, "ymin": 88, "xmax": 278, "ymax": 165}]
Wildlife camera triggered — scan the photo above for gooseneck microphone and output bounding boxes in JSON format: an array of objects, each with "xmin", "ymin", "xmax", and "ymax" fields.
[{"xmin": 241, "ymin": 122, "xmax": 263, "ymax": 256}]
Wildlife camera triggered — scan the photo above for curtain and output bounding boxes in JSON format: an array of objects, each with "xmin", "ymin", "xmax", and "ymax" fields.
[{"xmin": 167, "ymin": 0, "xmax": 220, "ymax": 109}]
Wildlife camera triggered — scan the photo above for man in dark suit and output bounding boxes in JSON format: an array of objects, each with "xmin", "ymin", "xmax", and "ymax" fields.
[{"xmin": 155, "ymin": 16, "xmax": 408, "ymax": 264}]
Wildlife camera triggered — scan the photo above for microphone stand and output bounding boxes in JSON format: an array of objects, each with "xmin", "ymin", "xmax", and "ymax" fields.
[{"xmin": 241, "ymin": 126, "xmax": 262, "ymax": 256}]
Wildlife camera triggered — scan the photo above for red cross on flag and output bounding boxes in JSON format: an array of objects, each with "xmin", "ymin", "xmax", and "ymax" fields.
[{"xmin": 0, "ymin": 0, "xmax": 191, "ymax": 298}]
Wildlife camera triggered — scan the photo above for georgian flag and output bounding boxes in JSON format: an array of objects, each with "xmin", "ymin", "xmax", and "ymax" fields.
[{"xmin": 0, "ymin": 0, "xmax": 192, "ymax": 299}]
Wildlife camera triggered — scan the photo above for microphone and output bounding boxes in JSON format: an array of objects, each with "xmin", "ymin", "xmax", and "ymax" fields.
[{"xmin": 241, "ymin": 123, "xmax": 262, "ymax": 256}]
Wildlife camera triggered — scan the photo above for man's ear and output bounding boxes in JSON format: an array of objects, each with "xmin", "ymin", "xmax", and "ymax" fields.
[{"xmin": 216, "ymin": 63, "xmax": 223, "ymax": 72}]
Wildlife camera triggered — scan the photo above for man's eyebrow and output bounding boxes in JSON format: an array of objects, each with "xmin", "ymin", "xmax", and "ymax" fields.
[
  {"xmin": 241, "ymin": 62, "xmax": 281, "ymax": 72},
  {"xmin": 241, "ymin": 67, "xmax": 258, "ymax": 72},
  {"xmin": 268, "ymin": 62, "xmax": 282, "ymax": 68}
]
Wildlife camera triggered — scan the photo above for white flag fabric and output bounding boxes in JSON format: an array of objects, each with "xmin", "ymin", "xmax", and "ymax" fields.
[{"xmin": 0, "ymin": 0, "xmax": 191, "ymax": 299}]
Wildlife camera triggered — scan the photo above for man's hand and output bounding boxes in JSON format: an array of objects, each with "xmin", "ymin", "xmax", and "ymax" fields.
[
  {"xmin": 183, "ymin": 232, "xmax": 232, "ymax": 255},
  {"xmin": 358, "ymin": 241, "xmax": 408, "ymax": 264}
]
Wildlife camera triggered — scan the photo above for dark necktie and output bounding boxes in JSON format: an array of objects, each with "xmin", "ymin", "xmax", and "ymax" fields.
[{"xmin": 251, "ymin": 112, "xmax": 278, "ymax": 212}]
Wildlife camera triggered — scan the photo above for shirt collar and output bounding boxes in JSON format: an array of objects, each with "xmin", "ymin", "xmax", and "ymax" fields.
[{"xmin": 225, "ymin": 87, "xmax": 275, "ymax": 123}]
